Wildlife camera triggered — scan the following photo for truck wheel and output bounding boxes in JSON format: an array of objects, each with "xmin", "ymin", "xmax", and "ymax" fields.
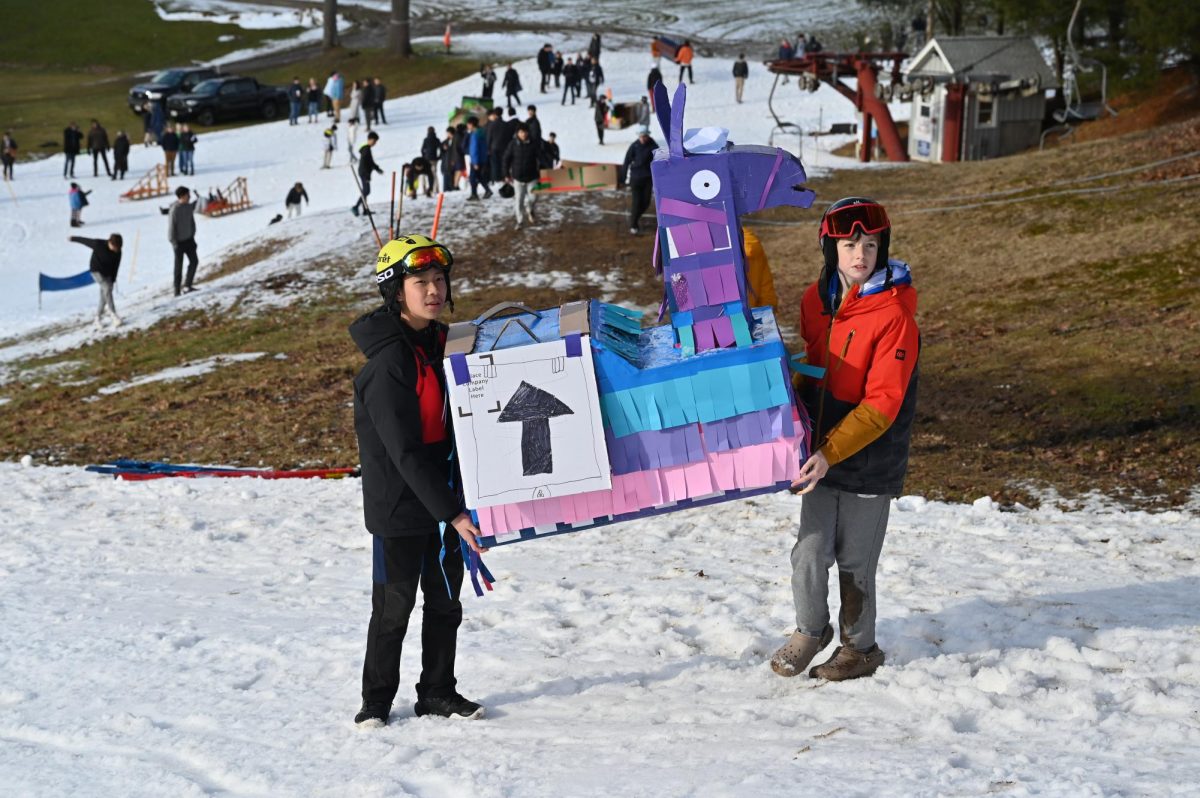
[
  {"xmin": 197, "ymin": 110, "xmax": 216, "ymax": 127},
  {"xmin": 262, "ymin": 102, "xmax": 279, "ymax": 120}
]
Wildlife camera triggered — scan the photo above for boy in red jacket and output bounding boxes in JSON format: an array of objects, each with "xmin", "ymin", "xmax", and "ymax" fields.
[{"xmin": 771, "ymin": 197, "xmax": 919, "ymax": 681}]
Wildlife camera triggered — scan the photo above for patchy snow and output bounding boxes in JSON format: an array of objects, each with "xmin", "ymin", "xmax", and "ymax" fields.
[
  {"xmin": 94, "ymin": 351, "xmax": 267, "ymax": 396},
  {"xmin": 154, "ymin": 0, "xmax": 325, "ymax": 30},
  {"xmin": 0, "ymin": 464, "xmax": 1196, "ymax": 795},
  {"xmin": 1, "ymin": 42, "xmax": 896, "ymax": 368}
]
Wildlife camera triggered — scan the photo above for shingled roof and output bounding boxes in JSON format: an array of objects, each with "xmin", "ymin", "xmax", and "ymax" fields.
[{"xmin": 906, "ymin": 36, "xmax": 1061, "ymax": 89}]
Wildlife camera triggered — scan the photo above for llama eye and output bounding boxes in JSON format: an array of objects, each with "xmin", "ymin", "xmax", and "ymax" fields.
[{"xmin": 690, "ymin": 170, "xmax": 720, "ymax": 200}]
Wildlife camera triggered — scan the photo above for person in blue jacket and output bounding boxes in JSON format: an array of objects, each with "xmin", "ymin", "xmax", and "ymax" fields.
[{"xmin": 465, "ymin": 116, "xmax": 491, "ymax": 200}]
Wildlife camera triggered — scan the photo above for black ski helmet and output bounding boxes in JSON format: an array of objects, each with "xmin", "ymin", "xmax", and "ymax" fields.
[{"xmin": 819, "ymin": 196, "xmax": 891, "ymax": 278}]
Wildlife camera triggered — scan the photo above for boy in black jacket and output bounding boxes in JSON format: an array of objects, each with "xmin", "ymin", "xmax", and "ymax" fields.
[
  {"xmin": 70, "ymin": 233, "xmax": 123, "ymax": 326},
  {"xmin": 351, "ymin": 131, "xmax": 382, "ymax": 216},
  {"xmin": 349, "ymin": 234, "xmax": 486, "ymax": 727}
]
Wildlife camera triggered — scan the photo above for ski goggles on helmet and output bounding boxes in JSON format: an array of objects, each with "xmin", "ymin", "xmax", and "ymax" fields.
[
  {"xmin": 375, "ymin": 244, "xmax": 453, "ymax": 284},
  {"xmin": 819, "ymin": 201, "xmax": 890, "ymax": 240}
]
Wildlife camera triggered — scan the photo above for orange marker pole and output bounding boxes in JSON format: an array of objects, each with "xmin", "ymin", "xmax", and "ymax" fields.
[
  {"xmin": 430, "ymin": 192, "xmax": 445, "ymax": 239},
  {"xmin": 388, "ymin": 171, "xmax": 396, "ymax": 240}
]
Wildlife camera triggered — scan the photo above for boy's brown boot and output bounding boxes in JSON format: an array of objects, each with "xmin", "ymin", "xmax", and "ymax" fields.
[
  {"xmin": 809, "ymin": 644, "xmax": 885, "ymax": 681},
  {"xmin": 769, "ymin": 624, "xmax": 833, "ymax": 677}
]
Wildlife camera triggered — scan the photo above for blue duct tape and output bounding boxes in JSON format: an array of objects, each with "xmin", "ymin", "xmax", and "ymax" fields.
[
  {"xmin": 564, "ymin": 332, "xmax": 582, "ymax": 358},
  {"xmin": 449, "ymin": 353, "xmax": 470, "ymax": 385}
]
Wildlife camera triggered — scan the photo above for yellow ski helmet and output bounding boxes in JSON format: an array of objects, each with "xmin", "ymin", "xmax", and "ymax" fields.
[{"xmin": 375, "ymin": 234, "xmax": 454, "ymax": 307}]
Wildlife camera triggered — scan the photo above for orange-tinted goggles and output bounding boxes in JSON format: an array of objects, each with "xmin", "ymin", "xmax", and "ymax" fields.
[
  {"xmin": 400, "ymin": 244, "xmax": 453, "ymax": 275},
  {"xmin": 820, "ymin": 202, "xmax": 890, "ymax": 239}
]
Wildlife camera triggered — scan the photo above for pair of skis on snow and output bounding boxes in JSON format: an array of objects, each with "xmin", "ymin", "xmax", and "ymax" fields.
[{"xmin": 86, "ymin": 459, "xmax": 359, "ymax": 481}]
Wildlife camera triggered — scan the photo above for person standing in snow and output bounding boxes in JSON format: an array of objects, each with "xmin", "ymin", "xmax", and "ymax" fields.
[
  {"xmin": 167, "ymin": 186, "xmax": 200, "ymax": 296},
  {"xmin": 552, "ymin": 51, "xmax": 564, "ymax": 88},
  {"xmin": 465, "ymin": 116, "xmax": 491, "ymax": 200},
  {"xmin": 70, "ymin": 233, "xmax": 123, "ymax": 326},
  {"xmin": 322, "ymin": 122, "xmax": 338, "ymax": 169},
  {"xmin": 562, "ymin": 58, "xmax": 581, "ymax": 105},
  {"xmin": 349, "ymin": 234, "xmax": 486, "ymax": 727},
  {"xmin": 160, "ymin": 124, "xmax": 180, "ymax": 177},
  {"xmin": 307, "ymin": 78, "xmax": 321, "ymax": 123},
  {"xmin": 1, "ymin": 131, "xmax": 16, "ymax": 180},
  {"xmin": 622, "ymin": 127, "xmax": 656, "ymax": 235},
  {"xmin": 732, "ymin": 54, "xmax": 749, "ymax": 103},
  {"xmin": 502, "ymin": 63, "xmax": 522, "ymax": 112},
  {"xmin": 588, "ymin": 32, "xmax": 602, "ymax": 63},
  {"xmin": 373, "ymin": 77, "xmax": 388, "ymax": 124},
  {"xmin": 285, "ymin": 182, "xmax": 308, "ymax": 218},
  {"xmin": 484, "ymin": 108, "xmax": 507, "ymax": 188},
  {"xmin": 352, "ymin": 131, "xmax": 383, "ymax": 216},
  {"xmin": 288, "ymin": 77, "xmax": 304, "ymax": 125},
  {"xmin": 87, "ymin": 120, "xmax": 112, "ymax": 178},
  {"xmin": 112, "ymin": 130, "xmax": 130, "ymax": 180},
  {"xmin": 771, "ymin": 197, "xmax": 919, "ymax": 682},
  {"xmin": 677, "ymin": 40, "xmax": 695, "ymax": 85},
  {"xmin": 479, "ymin": 63, "xmax": 496, "ymax": 100},
  {"xmin": 537, "ymin": 43, "xmax": 554, "ymax": 93},
  {"xmin": 63, "ymin": 122, "xmax": 83, "ymax": 179},
  {"xmin": 586, "ymin": 59, "xmax": 605, "ymax": 108},
  {"xmin": 68, "ymin": 182, "xmax": 91, "ymax": 227},
  {"xmin": 439, "ymin": 126, "xmax": 459, "ymax": 192},
  {"xmin": 421, "ymin": 126, "xmax": 441, "ymax": 173},
  {"xmin": 594, "ymin": 96, "xmax": 609, "ymax": 145},
  {"xmin": 503, "ymin": 124, "xmax": 539, "ymax": 228},
  {"xmin": 178, "ymin": 125, "xmax": 197, "ymax": 176}
]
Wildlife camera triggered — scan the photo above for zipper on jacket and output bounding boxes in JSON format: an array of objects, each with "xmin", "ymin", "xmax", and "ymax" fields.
[{"xmin": 835, "ymin": 330, "xmax": 856, "ymax": 370}]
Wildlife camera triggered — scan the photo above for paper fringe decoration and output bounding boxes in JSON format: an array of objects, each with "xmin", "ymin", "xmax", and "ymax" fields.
[{"xmin": 477, "ymin": 430, "xmax": 806, "ymax": 540}]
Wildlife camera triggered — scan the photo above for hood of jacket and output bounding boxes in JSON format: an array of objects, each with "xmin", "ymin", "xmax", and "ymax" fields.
[
  {"xmin": 819, "ymin": 258, "xmax": 915, "ymax": 319},
  {"xmin": 350, "ymin": 306, "xmax": 444, "ymax": 361}
]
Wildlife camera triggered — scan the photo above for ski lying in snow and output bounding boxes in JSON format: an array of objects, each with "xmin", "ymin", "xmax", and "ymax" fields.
[{"xmin": 86, "ymin": 459, "xmax": 359, "ymax": 480}]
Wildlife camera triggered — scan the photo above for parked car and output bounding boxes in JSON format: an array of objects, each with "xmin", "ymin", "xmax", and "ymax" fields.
[
  {"xmin": 166, "ymin": 77, "xmax": 289, "ymax": 127},
  {"xmin": 128, "ymin": 67, "xmax": 219, "ymax": 116}
]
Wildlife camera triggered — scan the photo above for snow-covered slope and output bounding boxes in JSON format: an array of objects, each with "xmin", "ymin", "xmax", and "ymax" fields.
[
  {"xmin": 0, "ymin": 41, "xmax": 889, "ymax": 357},
  {"xmin": 0, "ymin": 463, "xmax": 1196, "ymax": 796}
]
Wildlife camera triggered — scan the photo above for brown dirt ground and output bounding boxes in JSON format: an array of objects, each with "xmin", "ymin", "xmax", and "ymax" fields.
[{"xmin": 2, "ymin": 89, "xmax": 1198, "ymax": 509}]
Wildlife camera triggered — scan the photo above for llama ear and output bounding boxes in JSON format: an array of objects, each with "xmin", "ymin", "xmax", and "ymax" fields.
[
  {"xmin": 669, "ymin": 83, "xmax": 687, "ymax": 157},
  {"xmin": 653, "ymin": 80, "xmax": 672, "ymax": 146}
]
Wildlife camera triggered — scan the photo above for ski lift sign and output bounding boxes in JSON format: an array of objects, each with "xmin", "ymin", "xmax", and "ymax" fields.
[{"xmin": 445, "ymin": 337, "xmax": 611, "ymax": 508}]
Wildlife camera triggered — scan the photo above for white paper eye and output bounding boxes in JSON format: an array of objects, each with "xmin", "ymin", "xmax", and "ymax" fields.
[{"xmin": 690, "ymin": 170, "xmax": 721, "ymax": 200}]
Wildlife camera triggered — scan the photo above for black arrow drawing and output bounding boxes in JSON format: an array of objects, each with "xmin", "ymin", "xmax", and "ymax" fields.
[{"xmin": 497, "ymin": 381, "xmax": 574, "ymax": 475}]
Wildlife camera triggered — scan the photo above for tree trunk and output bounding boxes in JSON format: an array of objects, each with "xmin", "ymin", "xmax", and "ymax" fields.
[
  {"xmin": 323, "ymin": 0, "xmax": 339, "ymax": 49},
  {"xmin": 388, "ymin": 0, "xmax": 413, "ymax": 57},
  {"xmin": 927, "ymin": 0, "xmax": 936, "ymax": 41}
]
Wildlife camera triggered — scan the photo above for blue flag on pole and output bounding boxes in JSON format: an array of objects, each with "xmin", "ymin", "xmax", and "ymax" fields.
[{"xmin": 38, "ymin": 270, "xmax": 95, "ymax": 309}]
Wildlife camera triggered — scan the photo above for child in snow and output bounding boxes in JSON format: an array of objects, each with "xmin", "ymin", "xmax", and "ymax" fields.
[
  {"xmin": 349, "ymin": 234, "xmax": 486, "ymax": 727},
  {"xmin": 771, "ymin": 197, "xmax": 919, "ymax": 682},
  {"xmin": 322, "ymin": 123, "xmax": 338, "ymax": 169},
  {"xmin": 68, "ymin": 182, "xmax": 91, "ymax": 227},
  {"xmin": 70, "ymin": 233, "xmax": 123, "ymax": 326}
]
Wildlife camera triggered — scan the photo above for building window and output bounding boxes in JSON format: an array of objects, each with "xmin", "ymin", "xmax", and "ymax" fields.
[
  {"xmin": 977, "ymin": 97, "xmax": 995, "ymax": 126},
  {"xmin": 920, "ymin": 104, "xmax": 931, "ymax": 118}
]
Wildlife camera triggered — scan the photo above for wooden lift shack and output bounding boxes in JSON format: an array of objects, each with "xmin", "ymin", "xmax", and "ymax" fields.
[
  {"xmin": 199, "ymin": 176, "xmax": 252, "ymax": 217},
  {"xmin": 766, "ymin": 52, "xmax": 909, "ymax": 163},
  {"xmin": 120, "ymin": 164, "xmax": 170, "ymax": 201}
]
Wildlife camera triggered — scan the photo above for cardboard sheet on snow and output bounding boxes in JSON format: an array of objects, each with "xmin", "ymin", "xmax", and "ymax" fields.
[{"xmin": 535, "ymin": 160, "xmax": 619, "ymax": 192}]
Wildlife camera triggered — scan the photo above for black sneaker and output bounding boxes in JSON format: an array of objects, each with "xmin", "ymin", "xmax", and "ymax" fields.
[
  {"xmin": 413, "ymin": 693, "xmax": 484, "ymax": 719},
  {"xmin": 354, "ymin": 701, "xmax": 391, "ymax": 727}
]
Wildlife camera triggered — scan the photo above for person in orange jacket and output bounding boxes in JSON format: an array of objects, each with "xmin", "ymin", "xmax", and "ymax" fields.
[
  {"xmin": 677, "ymin": 40, "xmax": 695, "ymax": 84},
  {"xmin": 741, "ymin": 226, "xmax": 779, "ymax": 308},
  {"xmin": 770, "ymin": 197, "xmax": 919, "ymax": 683}
]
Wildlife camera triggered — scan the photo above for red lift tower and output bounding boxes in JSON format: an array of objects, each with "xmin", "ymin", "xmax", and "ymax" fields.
[{"xmin": 766, "ymin": 52, "xmax": 909, "ymax": 163}]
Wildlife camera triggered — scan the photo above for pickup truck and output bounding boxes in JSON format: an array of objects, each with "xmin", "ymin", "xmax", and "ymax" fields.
[
  {"xmin": 166, "ymin": 77, "xmax": 289, "ymax": 127},
  {"xmin": 128, "ymin": 67, "xmax": 219, "ymax": 116}
]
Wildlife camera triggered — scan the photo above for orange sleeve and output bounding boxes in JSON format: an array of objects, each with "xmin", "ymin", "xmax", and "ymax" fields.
[
  {"xmin": 818, "ymin": 307, "xmax": 918, "ymax": 465},
  {"xmin": 742, "ymin": 228, "xmax": 780, "ymax": 308}
]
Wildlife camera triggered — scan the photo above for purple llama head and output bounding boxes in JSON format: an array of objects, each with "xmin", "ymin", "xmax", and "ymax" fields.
[{"xmin": 649, "ymin": 82, "xmax": 816, "ymax": 353}]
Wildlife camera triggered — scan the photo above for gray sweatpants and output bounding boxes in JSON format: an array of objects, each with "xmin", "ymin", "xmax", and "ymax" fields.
[
  {"xmin": 790, "ymin": 483, "xmax": 891, "ymax": 650},
  {"xmin": 95, "ymin": 276, "xmax": 117, "ymax": 319},
  {"xmin": 514, "ymin": 179, "xmax": 536, "ymax": 224}
]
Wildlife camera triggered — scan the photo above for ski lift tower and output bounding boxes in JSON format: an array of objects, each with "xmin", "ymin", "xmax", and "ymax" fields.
[{"xmin": 766, "ymin": 51, "xmax": 910, "ymax": 163}]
